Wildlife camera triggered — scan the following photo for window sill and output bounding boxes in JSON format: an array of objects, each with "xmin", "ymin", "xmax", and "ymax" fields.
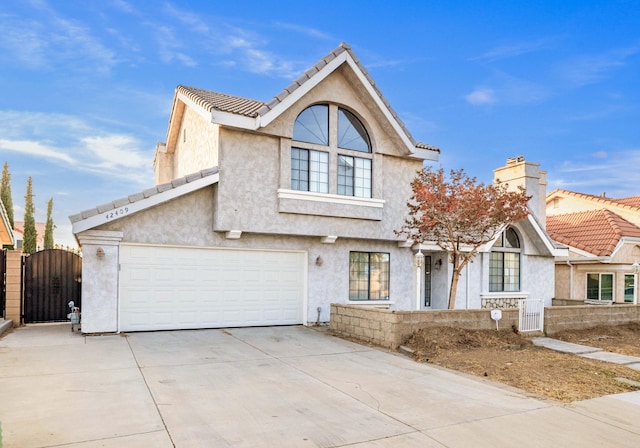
[
  {"xmin": 277, "ymin": 189, "xmax": 384, "ymax": 220},
  {"xmin": 584, "ymin": 299, "xmax": 614, "ymax": 306}
]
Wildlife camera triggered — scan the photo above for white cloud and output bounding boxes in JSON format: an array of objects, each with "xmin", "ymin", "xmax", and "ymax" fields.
[
  {"xmin": 472, "ymin": 39, "xmax": 552, "ymax": 62},
  {"xmin": 0, "ymin": 3, "xmax": 118, "ymax": 73},
  {"xmin": 273, "ymin": 22, "xmax": 333, "ymax": 40},
  {"xmin": 560, "ymin": 45, "xmax": 640, "ymax": 87},
  {"xmin": 548, "ymin": 149, "xmax": 640, "ymax": 197},
  {"xmin": 0, "ymin": 110, "xmax": 152, "ymax": 185},
  {"xmin": 465, "ymin": 88, "xmax": 496, "ymax": 105},
  {"xmin": 0, "ymin": 139, "xmax": 76, "ymax": 164}
]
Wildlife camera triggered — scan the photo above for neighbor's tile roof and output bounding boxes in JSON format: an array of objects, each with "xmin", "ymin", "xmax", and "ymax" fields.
[
  {"xmin": 177, "ymin": 43, "xmax": 439, "ymax": 153},
  {"xmin": 548, "ymin": 189, "xmax": 640, "ymax": 213},
  {"xmin": 546, "ymin": 209, "xmax": 640, "ymax": 256},
  {"xmin": 69, "ymin": 168, "xmax": 219, "ymax": 224}
]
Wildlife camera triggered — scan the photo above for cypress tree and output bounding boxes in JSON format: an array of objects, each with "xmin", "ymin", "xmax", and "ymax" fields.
[
  {"xmin": 1, "ymin": 161, "xmax": 14, "ymax": 228},
  {"xmin": 44, "ymin": 197, "xmax": 55, "ymax": 249},
  {"xmin": 23, "ymin": 177, "xmax": 37, "ymax": 254}
]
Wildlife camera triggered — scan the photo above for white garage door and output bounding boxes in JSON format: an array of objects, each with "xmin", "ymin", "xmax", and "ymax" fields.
[{"xmin": 118, "ymin": 244, "xmax": 306, "ymax": 331}]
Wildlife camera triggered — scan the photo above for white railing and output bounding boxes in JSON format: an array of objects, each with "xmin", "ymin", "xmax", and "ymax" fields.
[{"xmin": 519, "ymin": 298, "xmax": 544, "ymax": 332}]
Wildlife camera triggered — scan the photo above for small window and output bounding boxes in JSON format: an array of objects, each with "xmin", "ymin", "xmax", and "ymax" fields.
[
  {"xmin": 338, "ymin": 108, "xmax": 370, "ymax": 152},
  {"xmin": 337, "ymin": 155, "xmax": 371, "ymax": 198},
  {"xmin": 489, "ymin": 228, "xmax": 521, "ymax": 292},
  {"xmin": 349, "ymin": 252, "xmax": 390, "ymax": 301},
  {"xmin": 587, "ymin": 273, "xmax": 614, "ymax": 301},
  {"xmin": 291, "ymin": 148, "xmax": 329, "ymax": 193},
  {"xmin": 293, "ymin": 105, "xmax": 329, "ymax": 145}
]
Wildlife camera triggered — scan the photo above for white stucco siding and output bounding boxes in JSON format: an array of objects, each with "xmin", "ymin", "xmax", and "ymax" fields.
[
  {"xmin": 522, "ymin": 255, "xmax": 555, "ymax": 306},
  {"xmin": 173, "ymin": 106, "xmax": 219, "ymax": 179},
  {"xmin": 93, "ymin": 187, "xmax": 416, "ymax": 327}
]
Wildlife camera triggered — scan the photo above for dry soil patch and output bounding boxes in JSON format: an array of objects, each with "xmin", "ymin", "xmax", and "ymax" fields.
[{"xmin": 404, "ymin": 324, "xmax": 640, "ymax": 402}]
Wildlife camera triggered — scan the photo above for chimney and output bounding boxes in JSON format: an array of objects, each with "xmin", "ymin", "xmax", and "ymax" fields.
[{"xmin": 493, "ymin": 155, "xmax": 547, "ymax": 227}]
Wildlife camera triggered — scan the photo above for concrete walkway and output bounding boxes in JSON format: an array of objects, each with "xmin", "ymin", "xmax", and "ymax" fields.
[
  {"xmin": 0, "ymin": 324, "xmax": 639, "ymax": 447},
  {"xmin": 533, "ymin": 337, "xmax": 640, "ymax": 371}
]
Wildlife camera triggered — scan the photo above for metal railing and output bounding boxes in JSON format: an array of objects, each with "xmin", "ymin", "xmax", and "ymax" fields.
[{"xmin": 519, "ymin": 298, "xmax": 544, "ymax": 332}]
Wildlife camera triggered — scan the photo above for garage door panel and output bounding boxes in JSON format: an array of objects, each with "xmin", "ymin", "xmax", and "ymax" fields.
[{"xmin": 119, "ymin": 245, "xmax": 305, "ymax": 331}]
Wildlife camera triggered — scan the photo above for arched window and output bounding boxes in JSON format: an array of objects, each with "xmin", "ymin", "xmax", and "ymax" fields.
[
  {"xmin": 489, "ymin": 228, "xmax": 521, "ymax": 292},
  {"xmin": 291, "ymin": 104, "xmax": 372, "ymax": 198}
]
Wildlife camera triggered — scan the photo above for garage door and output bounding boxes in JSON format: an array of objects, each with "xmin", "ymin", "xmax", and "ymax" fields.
[{"xmin": 118, "ymin": 244, "xmax": 306, "ymax": 331}]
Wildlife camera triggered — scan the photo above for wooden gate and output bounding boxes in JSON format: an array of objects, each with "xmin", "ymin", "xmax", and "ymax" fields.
[
  {"xmin": 23, "ymin": 249, "xmax": 82, "ymax": 323},
  {"xmin": 1, "ymin": 249, "xmax": 6, "ymax": 318}
]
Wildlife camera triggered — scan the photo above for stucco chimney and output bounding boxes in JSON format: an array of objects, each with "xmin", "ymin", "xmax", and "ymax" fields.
[{"xmin": 493, "ymin": 155, "xmax": 547, "ymax": 227}]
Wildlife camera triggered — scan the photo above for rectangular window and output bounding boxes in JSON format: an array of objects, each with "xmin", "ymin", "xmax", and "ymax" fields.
[
  {"xmin": 489, "ymin": 252, "xmax": 520, "ymax": 292},
  {"xmin": 349, "ymin": 252, "xmax": 390, "ymax": 301},
  {"xmin": 586, "ymin": 273, "xmax": 614, "ymax": 301},
  {"xmin": 291, "ymin": 148, "xmax": 328, "ymax": 193},
  {"xmin": 624, "ymin": 274, "xmax": 635, "ymax": 303},
  {"xmin": 338, "ymin": 155, "xmax": 371, "ymax": 198}
]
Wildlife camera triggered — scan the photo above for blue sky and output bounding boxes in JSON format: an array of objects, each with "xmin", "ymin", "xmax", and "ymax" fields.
[{"xmin": 1, "ymin": 0, "xmax": 639, "ymax": 247}]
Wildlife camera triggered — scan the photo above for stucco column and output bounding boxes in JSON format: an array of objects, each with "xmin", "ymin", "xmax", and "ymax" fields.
[{"xmin": 77, "ymin": 230, "xmax": 124, "ymax": 333}]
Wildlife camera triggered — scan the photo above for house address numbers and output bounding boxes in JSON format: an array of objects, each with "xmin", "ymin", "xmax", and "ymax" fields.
[{"xmin": 104, "ymin": 207, "xmax": 129, "ymax": 221}]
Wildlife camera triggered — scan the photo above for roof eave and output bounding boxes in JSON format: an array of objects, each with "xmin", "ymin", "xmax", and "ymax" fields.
[{"xmin": 71, "ymin": 170, "xmax": 220, "ymax": 235}]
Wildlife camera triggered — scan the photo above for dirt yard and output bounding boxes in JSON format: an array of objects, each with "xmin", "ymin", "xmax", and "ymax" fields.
[{"xmin": 403, "ymin": 323, "xmax": 640, "ymax": 403}]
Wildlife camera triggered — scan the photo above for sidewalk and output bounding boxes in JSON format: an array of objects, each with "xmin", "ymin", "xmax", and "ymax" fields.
[{"xmin": 533, "ymin": 337, "xmax": 640, "ymax": 371}]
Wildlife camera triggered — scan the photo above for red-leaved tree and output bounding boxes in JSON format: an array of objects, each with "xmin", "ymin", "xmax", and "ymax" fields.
[{"xmin": 398, "ymin": 167, "xmax": 531, "ymax": 309}]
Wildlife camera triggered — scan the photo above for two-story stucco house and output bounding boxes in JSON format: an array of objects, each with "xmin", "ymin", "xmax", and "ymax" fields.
[{"xmin": 70, "ymin": 44, "xmax": 563, "ymax": 334}]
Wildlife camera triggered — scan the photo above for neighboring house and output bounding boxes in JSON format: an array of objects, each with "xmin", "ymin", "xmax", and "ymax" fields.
[
  {"xmin": 0, "ymin": 199, "xmax": 14, "ymax": 248},
  {"xmin": 546, "ymin": 190, "xmax": 640, "ymax": 305},
  {"xmin": 12, "ymin": 221, "xmax": 46, "ymax": 251},
  {"xmin": 70, "ymin": 44, "xmax": 562, "ymax": 334}
]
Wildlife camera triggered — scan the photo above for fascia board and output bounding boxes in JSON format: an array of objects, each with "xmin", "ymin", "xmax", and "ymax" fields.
[
  {"xmin": 525, "ymin": 214, "xmax": 567, "ymax": 256},
  {"xmin": 610, "ymin": 236, "xmax": 640, "ymax": 258},
  {"xmin": 174, "ymin": 91, "xmax": 258, "ymax": 130},
  {"xmin": 72, "ymin": 173, "xmax": 219, "ymax": 235}
]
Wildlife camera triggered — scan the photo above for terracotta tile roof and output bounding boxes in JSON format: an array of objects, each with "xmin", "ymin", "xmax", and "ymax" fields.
[
  {"xmin": 546, "ymin": 209, "xmax": 640, "ymax": 256},
  {"xmin": 69, "ymin": 167, "xmax": 219, "ymax": 224},
  {"xmin": 615, "ymin": 195, "xmax": 640, "ymax": 208},
  {"xmin": 548, "ymin": 189, "xmax": 640, "ymax": 213},
  {"xmin": 177, "ymin": 42, "xmax": 439, "ymax": 153}
]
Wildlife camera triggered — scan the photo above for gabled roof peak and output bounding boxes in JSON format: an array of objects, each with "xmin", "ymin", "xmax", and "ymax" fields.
[{"xmin": 172, "ymin": 43, "xmax": 439, "ymax": 157}]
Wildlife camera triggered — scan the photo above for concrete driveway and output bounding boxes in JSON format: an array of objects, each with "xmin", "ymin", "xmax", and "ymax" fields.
[{"xmin": 1, "ymin": 324, "xmax": 639, "ymax": 447}]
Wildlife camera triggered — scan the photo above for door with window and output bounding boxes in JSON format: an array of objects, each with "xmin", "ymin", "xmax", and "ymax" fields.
[{"xmin": 624, "ymin": 274, "xmax": 636, "ymax": 303}]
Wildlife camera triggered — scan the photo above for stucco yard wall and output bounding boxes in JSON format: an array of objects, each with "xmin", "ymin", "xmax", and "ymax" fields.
[
  {"xmin": 544, "ymin": 304, "xmax": 640, "ymax": 335},
  {"xmin": 330, "ymin": 304, "xmax": 519, "ymax": 349},
  {"xmin": 331, "ymin": 303, "xmax": 640, "ymax": 349}
]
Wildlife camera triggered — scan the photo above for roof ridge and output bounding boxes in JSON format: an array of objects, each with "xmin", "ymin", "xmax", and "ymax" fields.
[{"xmin": 549, "ymin": 189, "xmax": 640, "ymax": 213}]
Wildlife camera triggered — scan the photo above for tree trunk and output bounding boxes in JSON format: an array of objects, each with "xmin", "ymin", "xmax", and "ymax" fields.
[{"xmin": 448, "ymin": 267, "xmax": 461, "ymax": 309}]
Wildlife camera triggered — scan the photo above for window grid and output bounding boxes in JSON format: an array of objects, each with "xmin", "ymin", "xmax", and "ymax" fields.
[
  {"xmin": 489, "ymin": 228, "xmax": 521, "ymax": 292},
  {"xmin": 292, "ymin": 104, "xmax": 373, "ymax": 199},
  {"xmin": 291, "ymin": 148, "xmax": 328, "ymax": 193},
  {"xmin": 338, "ymin": 155, "xmax": 371, "ymax": 198},
  {"xmin": 349, "ymin": 252, "xmax": 390, "ymax": 301}
]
